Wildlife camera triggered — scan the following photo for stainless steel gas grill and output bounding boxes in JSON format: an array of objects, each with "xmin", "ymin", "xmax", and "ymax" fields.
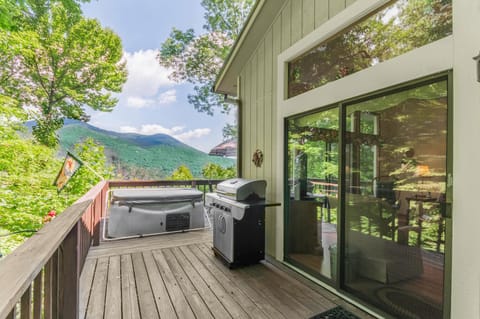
[{"xmin": 205, "ymin": 178, "xmax": 280, "ymax": 267}]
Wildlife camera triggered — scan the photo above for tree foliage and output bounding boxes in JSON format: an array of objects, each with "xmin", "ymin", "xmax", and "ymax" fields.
[
  {"xmin": 158, "ymin": 0, "xmax": 253, "ymax": 116},
  {"xmin": 0, "ymin": 0, "xmax": 127, "ymax": 146},
  {"xmin": 202, "ymin": 163, "xmax": 235, "ymax": 179},
  {"xmin": 63, "ymin": 137, "xmax": 113, "ymax": 195},
  {"xmin": 0, "ymin": 133, "xmax": 112, "ymax": 255},
  {"xmin": 170, "ymin": 164, "xmax": 194, "ymax": 180}
]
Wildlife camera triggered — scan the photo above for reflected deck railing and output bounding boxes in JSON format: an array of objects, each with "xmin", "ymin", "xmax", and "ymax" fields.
[{"xmin": 0, "ymin": 179, "xmax": 222, "ymax": 319}]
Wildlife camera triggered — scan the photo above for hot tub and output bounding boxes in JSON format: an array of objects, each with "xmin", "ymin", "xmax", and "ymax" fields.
[{"xmin": 107, "ymin": 188, "xmax": 207, "ymax": 238}]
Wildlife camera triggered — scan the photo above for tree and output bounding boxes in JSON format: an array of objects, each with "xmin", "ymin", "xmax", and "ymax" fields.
[
  {"xmin": 0, "ymin": 0, "xmax": 19, "ymax": 30},
  {"xmin": 158, "ymin": 0, "xmax": 253, "ymax": 117},
  {"xmin": 64, "ymin": 137, "xmax": 113, "ymax": 195},
  {"xmin": 202, "ymin": 163, "xmax": 235, "ymax": 179},
  {"xmin": 2, "ymin": 1, "xmax": 127, "ymax": 146},
  {"xmin": 170, "ymin": 165, "xmax": 194, "ymax": 180},
  {"xmin": 0, "ymin": 135, "xmax": 113, "ymax": 255}
]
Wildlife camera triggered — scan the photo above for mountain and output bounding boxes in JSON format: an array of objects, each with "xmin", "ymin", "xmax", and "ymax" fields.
[{"xmin": 53, "ymin": 120, "xmax": 235, "ymax": 179}]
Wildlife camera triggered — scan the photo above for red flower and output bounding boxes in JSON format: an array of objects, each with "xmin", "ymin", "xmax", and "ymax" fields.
[{"xmin": 48, "ymin": 210, "xmax": 56, "ymax": 217}]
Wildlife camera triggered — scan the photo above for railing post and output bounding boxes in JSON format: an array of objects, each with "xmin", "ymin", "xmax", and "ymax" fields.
[
  {"xmin": 59, "ymin": 222, "xmax": 80, "ymax": 319},
  {"xmin": 33, "ymin": 271, "xmax": 43, "ymax": 319},
  {"xmin": 20, "ymin": 285, "xmax": 31, "ymax": 319}
]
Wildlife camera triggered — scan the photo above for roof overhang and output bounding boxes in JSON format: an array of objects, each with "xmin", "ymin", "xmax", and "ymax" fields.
[{"xmin": 213, "ymin": 0, "xmax": 288, "ymax": 96}]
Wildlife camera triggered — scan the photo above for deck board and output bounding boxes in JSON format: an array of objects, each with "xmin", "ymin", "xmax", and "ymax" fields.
[
  {"xmin": 194, "ymin": 244, "xmax": 280, "ymax": 319},
  {"xmin": 132, "ymin": 252, "xmax": 160, "ymax": 319},
  {"xmin": 168, "ymin": 247, "xmax": 229, "ymax": 318},
  {"xmin": 80, "ymin": 229, "xmax": 373, "ymax": 319},
  {"xmin": 162, "ymin": 248, "xmax": 214, "ymax": 319},
  {"xmin": 79, "ymin": 258, "xmax": 96, "ymax": 319},
  {"xmin": 142, "ymin": 251, "xmax": 177, "ymax": 319},
  {"xmin": 180, "ymin": 245, "xmax": 269, "ymax": 319},
  {"xmin": 120, "ymin": 254, "xmax": 141, "ymax": 319},
  {"xmin": 104, "ymin": 255, "xmax": 121, "ymax": 319},
  {"xmin": 85, "ymin": 257, "xmax": 108, "ymax": 319},
  {"xmin": 152, "ymin": 250, "xmax": 196, "ymax": 319}
]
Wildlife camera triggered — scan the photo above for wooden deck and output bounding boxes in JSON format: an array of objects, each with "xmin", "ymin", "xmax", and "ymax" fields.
[{"xmin": 80, "ymin": 230, "xmax": 372, "ymax": 319}]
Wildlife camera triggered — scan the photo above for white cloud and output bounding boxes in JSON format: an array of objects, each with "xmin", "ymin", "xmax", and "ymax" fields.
[
  {"xmin": 126, "ymin": 96, "xmax": 155, "ymax": 108},
  {"xmin": 120, "ymin": 50, "xmax": 179, "ymax": 108},
  {"xmin": 119, "ymin": 126, "xmax": 138, "ymax": 133},
  {"xmin": 120, "ymin": 124, "xmax": 183, "ymax": 136},
  {"xmin": 118, "ymin": 124, "xmax": 211, "ymax": 142},
  {"xmin": 125, "ymin": 89, "xmax": 177, "ymax": 109},
  {"xmin": 158, "ymin": 89, "xmax": 177, "ymax": 105},
  {"xmin": 175, "ymin": 128, "xmax": 211, "ymax": 141},
  {"xmin": 122, "ymin": 50, "xmax": 175, "ymax": 97}
]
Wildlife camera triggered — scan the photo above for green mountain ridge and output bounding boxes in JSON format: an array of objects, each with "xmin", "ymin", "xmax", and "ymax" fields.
[{"xmin": 57, "ymin": 121, "xmax": 235, "ymax": 179}]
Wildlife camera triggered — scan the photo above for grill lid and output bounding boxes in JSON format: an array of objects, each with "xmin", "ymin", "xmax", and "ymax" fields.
[{"xmin": 216, "ymin": 178, "xmax": 266, "ymax": 201}]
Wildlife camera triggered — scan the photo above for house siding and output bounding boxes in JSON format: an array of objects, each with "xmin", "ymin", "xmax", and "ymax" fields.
[{"xmin": 239, "ymin": 0, "xmax": 356, "ymax": 256}]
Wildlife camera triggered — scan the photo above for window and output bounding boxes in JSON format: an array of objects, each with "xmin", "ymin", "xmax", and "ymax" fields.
[
  {"xmin": 287, "ymin": 0, "xmax": 452, "ymax": 98},
  {"xmin": 284, "ymin": 77, "xmax": 449, "ymax": 318}
]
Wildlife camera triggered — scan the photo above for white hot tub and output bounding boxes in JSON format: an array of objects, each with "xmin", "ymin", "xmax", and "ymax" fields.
[{"xmin": 107, "ymin": 188, "xmax": 207, "ymax": 238}]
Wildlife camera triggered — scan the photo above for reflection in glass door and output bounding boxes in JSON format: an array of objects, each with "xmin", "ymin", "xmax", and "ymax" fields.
[
  {"xmin": 285, "ymin": 107, "xmax": 339, "ymax": 280},
  {"xmin": 344, "ymin": 80, "xmax": 448, "ymax": 318}
]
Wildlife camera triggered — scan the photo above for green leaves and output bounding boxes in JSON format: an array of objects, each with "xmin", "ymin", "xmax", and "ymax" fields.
[
  {"xmin": 170, "ymin": 165, "xmax": 194, "ymax": 180},
  {"xmin": 202, "ymin": 163, "xmax": 235, "ymax": 180},
  {"xmin": 158, "ymin": 0, "xmax": 253, "ymax": 117},
  {"xmin": 1, "ymin": 1, "xmax": 127, "ymax": 147},
  {"xmin": 0, "ymin": 133, "xmax": 112, "ymax": 255}
]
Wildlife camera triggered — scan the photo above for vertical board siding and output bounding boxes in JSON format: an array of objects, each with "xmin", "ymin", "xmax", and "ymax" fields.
[
  {"xmin": 239, "ymin": 0, "xmax": 356, "ymax": 256},
  {"xmin": 281, "ymin": 2, "xmax": 291, "ymax": 51},
  {"xmin": 302, "ymin": 0, "xmax": 315, "ymax": 36},
  {"xmin": 257, "ymin": 40, "xmax": 266, "ymax": 181},
  {"xmin": 291, "ymin": 0, "xmax": 303, "ymax": 43},
  {"xmin": 264, "ymin": 26, "xmax": 275, "ymax": 256},
  {"xmin": 270, "ymin": 16, "xmax": 283, "ymax": 256},
  {"xmin": 250, "ymin": 52, "xmax": 257, "ymax": 178},
  {"xmin": 240, "ymin": 70, "xmax": 247, "ymax": 178},
  {"xmin": 328, "ymin": 0, "xmax": 346, "ymax": 17},
  {"xmin": 244, "ymin": 61, "xmax": 251, "ymax": 178},
  {"xmin": 315, "ymin": 0, "xmax": 329, "ymax": 28}
]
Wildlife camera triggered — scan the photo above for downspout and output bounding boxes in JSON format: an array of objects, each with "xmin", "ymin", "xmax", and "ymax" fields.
[{"xmin": 221, "ymin": 76, "xmax": 242, "ymax": 178}]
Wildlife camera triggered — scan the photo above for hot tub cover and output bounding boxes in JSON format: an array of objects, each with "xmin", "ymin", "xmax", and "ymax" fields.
[
  {"xmin": 111, "ymin": 188, "xmax": 203, "ymax": 203},
  {"xmin": 107, "ymin": 188, "xmax": 206, "ymax": 238}
]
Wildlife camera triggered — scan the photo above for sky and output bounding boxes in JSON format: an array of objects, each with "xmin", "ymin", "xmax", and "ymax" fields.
[{"xmin": 81, "ymin": 0, "xmax": 235, "ymax": 153}]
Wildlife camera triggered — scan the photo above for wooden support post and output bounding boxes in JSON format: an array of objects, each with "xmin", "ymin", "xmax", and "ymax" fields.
[
  {"xmin": 44, "ymin": 258, "xmax": 53, "ymax": 319},
  {"xmin": 33, "ymin": 271, "xmax": 43, "ymax": 319},
  {"xmin": 93, "ymin": 204, "xmax": 101, "ymax": 247},
  {"xmin": 7, "ymin": 308, "xmax": 15, "ymax": 319},
  {"xmin": 20, "ymin": 285, "xmax": 31, "ymax": 319},
  {"xmin": 51, "ymin": 252, "xmax": 58, "ymax": 319},
  {"xmin": 59, "ymin": 222, "xmax": 80, "ymax": 319}
]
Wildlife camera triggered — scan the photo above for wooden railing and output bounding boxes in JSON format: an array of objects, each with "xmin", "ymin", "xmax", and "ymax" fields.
[{"xmin": 0, "ymin": 179, "xmax": 221, "ymax": 319}]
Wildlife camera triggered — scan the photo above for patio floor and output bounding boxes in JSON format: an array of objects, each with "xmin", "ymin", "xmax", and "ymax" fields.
[{"xmin": 79, "ymin": 230, "xmax": 373, "ymax": 319}]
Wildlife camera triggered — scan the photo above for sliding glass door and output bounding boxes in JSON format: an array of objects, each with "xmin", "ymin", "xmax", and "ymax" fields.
[
  {"xmin": 285, "ymin": 77, "xmax": 450, "ymax": 318},
  {"xmin": 285, "ymin": 107, "xmax": 339, "ymax": 281},
  {"xmin": 344, "ymin": 79, "xmax": 448, "ymax": 318}
]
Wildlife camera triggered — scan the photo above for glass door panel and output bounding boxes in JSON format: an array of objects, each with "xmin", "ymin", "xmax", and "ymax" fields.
[
  {"xmin": 285, "ymin": 107, "xmax": 339, "ymax": 280},
  {"xmin": 344, "ymin": 80, "xmax": 448, "ymax": 318}
]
